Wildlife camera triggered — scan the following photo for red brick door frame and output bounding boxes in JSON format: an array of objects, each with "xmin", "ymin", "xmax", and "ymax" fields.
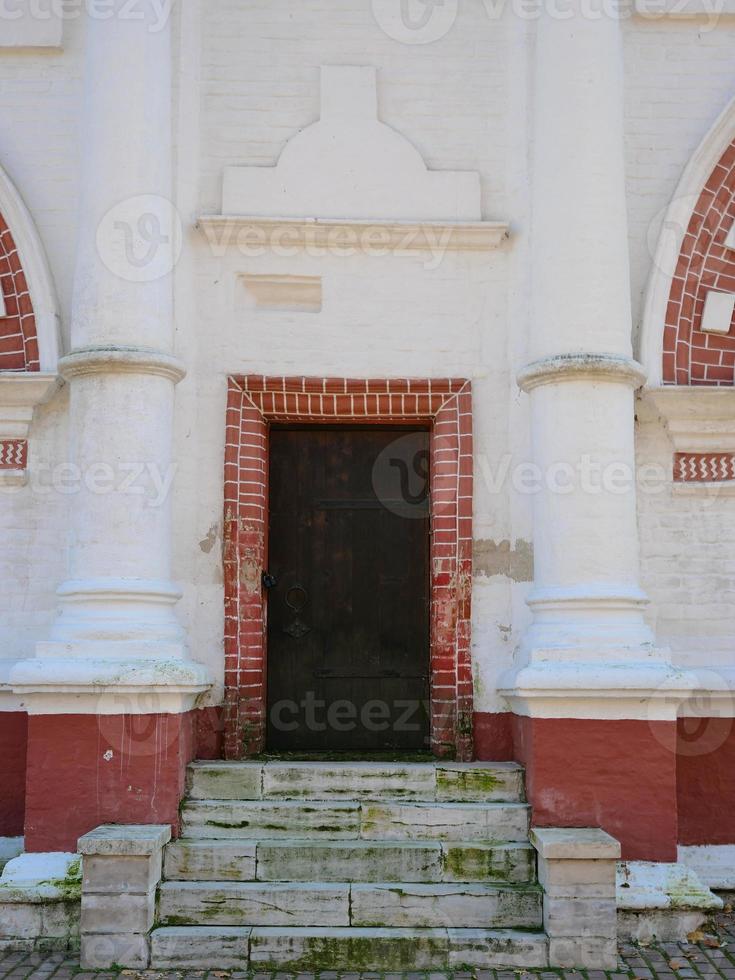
[{"xmin": 223, "ymin": 376, "xmax": 474, "ymax": 761}]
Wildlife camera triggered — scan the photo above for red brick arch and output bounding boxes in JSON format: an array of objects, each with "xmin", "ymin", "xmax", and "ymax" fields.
[
  {"xmin": 0, "ymin": 211, "xmax": 39, "ymax": 372},
  {"xmin": 223, "ymin": 375, "xmax": 474, "ymax": 762},
  {"xmin": 663, "ymin": 137, "xmax": 735, "ymax": 385}
]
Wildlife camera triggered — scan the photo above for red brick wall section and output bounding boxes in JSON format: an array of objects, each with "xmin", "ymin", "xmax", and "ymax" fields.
[
  {"xmin": 663, "ymin": 138, "xmax": 735, "ymax": 385},
  {"xmin": 223, "ymin": 376, "xmax": 474, "ymax": 761},
  {"xmin": 0, "ymin": 712, "xmax": 27, "ymax": 837},
  {"xmin": 0, "ymin": 212, "xmax": 39, "ymax": 372},
  {"xmin": 24, "ymin": 712, "xmax": 197, "ymax": 853}
]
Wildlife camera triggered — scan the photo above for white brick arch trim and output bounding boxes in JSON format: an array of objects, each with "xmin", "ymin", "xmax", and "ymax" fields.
[
  {"xmin": 639, "ymin": 95, "xmax": 735, "ymax": 387},
  {"xmin": 0, "ymin": 162, "xmax": 61, "ymax": 373}
]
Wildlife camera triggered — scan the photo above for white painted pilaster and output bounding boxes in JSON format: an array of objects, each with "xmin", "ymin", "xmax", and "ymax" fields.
[
  {"xmin": 500, "ymin": 4, "xmax": 681, "ymax": 718},
  {"xmin": 11, "ymin": 3, "xmax": 209, "ymax": 713}
]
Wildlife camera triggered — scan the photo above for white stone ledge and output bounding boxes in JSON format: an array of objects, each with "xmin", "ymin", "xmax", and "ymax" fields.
[
  {"xmin": 679, "ymin": 845, "xmax": 735, "ymax": 889},
  {"xmin": 59, "ymin": 348, "xmax": 186, "ymax": 384},
  {"xmin": 635, "ymin": 0, "xmax": 735, "ymax": 17},
  {"xmin": 78, "ymin": 826, "xmax": 171, "ymax": 858},
  {"xmin": 0, "ymin": 373, "xmax": 60, "ymax": 441},
  {"xmin": 197, "ymin": 215, "xmax": 510, "ymax": 253},
  {"xmin": 9, "ymin": 656, "xmax": 211, "ymax": 715},
  {"xmin": 672, "ymin": 480, "xmax": 735, "ymax": 496},
  {"xmin": 640, "ymin": 387, "xmax": 735, "ymax": 453},
  {"xmin": 518, "ymin": 354, "xmax": 647, "ymax": 393}
]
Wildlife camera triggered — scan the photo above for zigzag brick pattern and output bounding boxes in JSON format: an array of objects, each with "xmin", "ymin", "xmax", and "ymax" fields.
[
  {"xmin": 0, "ymin": 212, "xmax": 39, "ymax": 372},
  {"xmin": 674, "ymin": 452, "xmax": 735, "ymax": 482},
  {"xmin": 223, "ymin": 376, "xmax": 474, "ymax": 761},
  {"xmin": 0, "ymin": 439, "xmax": 28, "ymax": 469}
]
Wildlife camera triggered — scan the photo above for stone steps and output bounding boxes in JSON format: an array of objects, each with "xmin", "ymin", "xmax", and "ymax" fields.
[
  {"xmin": 158, "ymin": 880, "xmax": 543, "ymax": 929},
  {"xmin": 187, "ymin": 760, "xmax": 524, "ymax": 802},
  {"xmin": 164, "ymin": 838, "xmax": 536, "ymax": 883},
  {"xmin": 151, "ymin": 760, "xmax": 545, "ymax": 971},
  {"xmin": 180, "ymin": 798, "xmax": 530, "ymax": 841},
  {"xmin": 150, "ymin": 925, "xmax": 550, "ymax": 970}
]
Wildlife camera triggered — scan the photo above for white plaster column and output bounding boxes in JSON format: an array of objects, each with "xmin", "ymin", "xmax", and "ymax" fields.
[
  {"xmin": 500, "ymin": 3, "xmax": 682, "ymax": 713},
  {"xmin": 12, "ymin": 3, "xmax": 209, "ymax": 711}
]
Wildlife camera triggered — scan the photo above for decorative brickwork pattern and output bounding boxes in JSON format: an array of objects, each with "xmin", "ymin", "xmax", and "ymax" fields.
[
  {"xmin": 0, "ymin": 212, "xmax": 39, "ymax": 372},
  {"xmin": 0, "ymin": 439, "xmax": 28, "ymax": 469},
  {"xmin": 663, "ymin": 138, "xmax": 735, "ymax": 386},
  {"xmin": 674, "ymin": 452, "xmax": 735, "ymax": 483},
  {"xmin": 223, "ymin": 376, "xmax": 474, "ymax": 761}
]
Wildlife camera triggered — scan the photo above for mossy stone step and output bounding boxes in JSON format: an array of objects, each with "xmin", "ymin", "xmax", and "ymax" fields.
[
  {"xmin": 157, "ymin": 880, "xmax": 543, "ymax": 929},
  {"xmin": 186, "ymin": 760, "xmax": 524, "ymax": 803},
  {"xmin": 180, "ymin": 799, "xmax": 529, "ymax": 842},
  {"xmin": 164, "ymin": 838, "xmax": 535, "ymax": 883},
  {"xmin": 150, "ymin": 925, "xmax": 550, "ymax": 970}
]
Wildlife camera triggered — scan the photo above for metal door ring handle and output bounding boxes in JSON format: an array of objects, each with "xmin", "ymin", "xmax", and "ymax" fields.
[{"xmin": 285, "ymin": 585, "xmax": 308, "ymax": 612}]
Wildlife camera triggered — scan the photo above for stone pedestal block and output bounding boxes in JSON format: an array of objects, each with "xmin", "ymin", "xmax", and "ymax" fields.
[
  {"xmin": 78, "ymin": 825, "xmax": 170, "ymax": 969},
  {"xmin": 531, "ymin": 827, "xmax": 620, "ymax": 969}
]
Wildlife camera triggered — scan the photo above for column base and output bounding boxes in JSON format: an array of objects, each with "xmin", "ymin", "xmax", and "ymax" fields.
[{"xmin": 10, "ymin": 656, "xmax": 210, "ymax": 714}]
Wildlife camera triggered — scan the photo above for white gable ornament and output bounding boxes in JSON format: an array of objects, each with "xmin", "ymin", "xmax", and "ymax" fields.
[{"xmin": 199, "ymin": 66, "xmax": 508, "ymax": 253}]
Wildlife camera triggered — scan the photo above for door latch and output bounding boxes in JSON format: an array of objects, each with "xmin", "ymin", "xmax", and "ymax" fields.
[{"xmin": 262, "ymin": 571, "xmax": 278, "ymax": 590}]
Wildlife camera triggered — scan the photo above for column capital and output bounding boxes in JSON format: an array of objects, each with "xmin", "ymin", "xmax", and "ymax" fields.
[
  {"xmin": 518, "ymin": 354, "xmax": 647, "ymax": 393},
  {"xmin": 60, "ymin": 347, "xmax": 186, "ymax": 384}
]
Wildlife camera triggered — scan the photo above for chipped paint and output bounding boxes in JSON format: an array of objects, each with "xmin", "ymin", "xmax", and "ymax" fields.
[
  {"xmin": 473, "ymin": 539, "xmax": 533, "ymax": 582},
  {"xmin": 199, "ymin": 523, "xmax": 219, "ymax": 554}
]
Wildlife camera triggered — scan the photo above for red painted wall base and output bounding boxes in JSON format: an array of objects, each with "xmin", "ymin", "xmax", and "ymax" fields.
[
  {"xmin": 472, "ymin": 711, "xmax": 514, "ymax": 761},
  {"xmin": 678, "ymin": 715, "xmax": 735, "ymax": 845},
  {"xmin": 512, "ymin": 714, "xmax": 678, "ymax": 862},
  {"xmin": 0, "ymin": 712, "xmax": 27, "ymax": 837},
  {"xmin": 24, "ymin": 712, "xmax": 197, "ymax": 853}
]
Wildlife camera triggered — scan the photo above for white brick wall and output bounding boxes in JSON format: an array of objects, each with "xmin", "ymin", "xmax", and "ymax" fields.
[
  {"xmin": 1, "ymin": 3, "xmax": 734, "ymax": 711},
  {"xmin": 636, "ymin": 410, "xmax": 735, "ymax": 663}
]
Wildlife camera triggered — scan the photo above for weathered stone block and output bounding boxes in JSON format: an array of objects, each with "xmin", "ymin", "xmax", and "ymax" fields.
[
  {"xmin": 441, "ymin": 842, "xmax": 535, "ymax": 883},
  {"xmin": 81, "ymin": 932, "xmax": 150, "ymax": 969},
  {"xmin": 151, "ymin": 926, "xmax": 251, "ymax": 968},
  {"xmin": 82, "ymin": 853, "xmax": 162, "ymax": 895},
  {"xmin": 447, "ymin": 928, "xmax": 549, "ymax": 968},
  {"xmin": 548, "ymin": 935, "xmax": 618, "ymax": 969},
  {"xmin": 0, "ymin": 902, "xmax": 42, "ymax": 939},
  {"xmin": 360, "ymin": 802, "xmax": 529, "ymax": 841},
  {"xmin": 182, "ymin": 800, "xmax": 360, "ymax": 839},
  {"xmin": 263, "ymin": 762, "xmax": 436, "ymax": 799},
  {"xmin": 187, "ymin": 762, "xmax": 263, "ymax": 801},
  {"xmin": 255, "ymin": 840, "xmax": 442, "ymax": 883},
  {"xmin": 531, "ymin": 827, "xmax": 621, "ymax": 861},
  {"xmin": 543, "ymin": 896, "xmax": 617, "ymax": 938},
  {"xmin": 537, "ymin": 856, "xmax": 616, "ymax": 890},
  {"xmin": 350, "ymin": 883, "xmax": 542, "ymax": 929},
  {"xmin": 158, "ymin": 880, "xmax": 350, "ymax": 927},
  {"xmin": 164, "ymin": 840, "xmax": 257, "ymax": 881},
  {"xmin": 81, "ymin": 889, "xmax": 156, "ymax": 935},
  {"xmin": 249, "ymin": 926, "xmax": 450, "ymax": 970},
  {"xmin": 77, "ymin": 825, "xmax": 171, "ymax": 857},
  {"xmin": 436, "ymin": 763, "xmax": 524, "ymax": 803}
]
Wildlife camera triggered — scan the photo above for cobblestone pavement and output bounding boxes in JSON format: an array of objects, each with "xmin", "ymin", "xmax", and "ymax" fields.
[{"xmin": 2, "ymin": 909, "xmax": 734, "ymax": 980}]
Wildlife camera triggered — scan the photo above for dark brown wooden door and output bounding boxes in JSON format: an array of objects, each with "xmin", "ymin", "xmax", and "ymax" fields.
[{"xmin": 266, "ymin": 427, "xmax": 430, "ymax": 752}]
